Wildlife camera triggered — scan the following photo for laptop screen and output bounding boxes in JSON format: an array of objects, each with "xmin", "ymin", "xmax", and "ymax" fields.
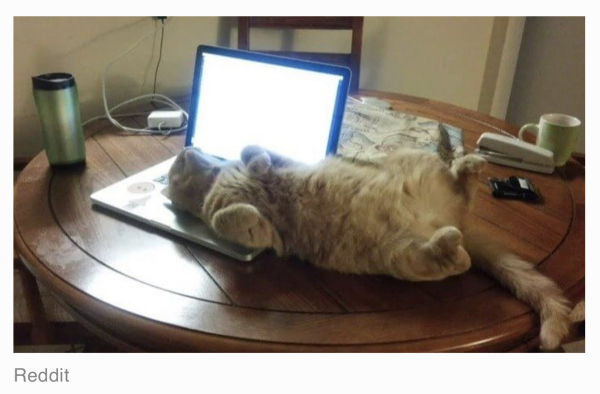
[{"xmin": 188, "ymin": 49, "xmax": 349, "ymax": 164}]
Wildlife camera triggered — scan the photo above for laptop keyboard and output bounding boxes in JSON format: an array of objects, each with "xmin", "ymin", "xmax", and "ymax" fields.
[{"xmin": 153, "ymin": 174, "xmax": 169, "ymax": 185}]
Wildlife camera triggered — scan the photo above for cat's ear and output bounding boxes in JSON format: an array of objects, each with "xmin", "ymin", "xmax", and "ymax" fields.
[
  {"xmin": 241, "ymin": 146, "xmax": 272, "ymax": 176},
  {"xmin": 211, "ymin": 203, "xmax": 283, "ymax": 254}
]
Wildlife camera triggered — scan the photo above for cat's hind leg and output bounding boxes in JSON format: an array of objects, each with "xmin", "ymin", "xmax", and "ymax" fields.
[
  {"xmin": 386, "ymin": 226, "xmax": 471, "ymax": 281},
  {"xmin": 451, "ymin": 154, "xmax": 486, "ymax": 176},
  {"xmin": 451, "ymin": 154, "xmax": 486, "ymax": 208}
]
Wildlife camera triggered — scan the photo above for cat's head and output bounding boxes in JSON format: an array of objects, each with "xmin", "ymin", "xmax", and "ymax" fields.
[
  {"xmin": 163, "ymin": 146, "xmax": 276, "ymax": 218},
  {"xmin": 162, "ymin": 147, "xmax": 224, "ymax": 217}
]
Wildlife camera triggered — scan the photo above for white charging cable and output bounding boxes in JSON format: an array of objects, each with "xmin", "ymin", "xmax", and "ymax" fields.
[{"xmin": 84, "ymin": 28, "xmax": 188, "ymax": 135}]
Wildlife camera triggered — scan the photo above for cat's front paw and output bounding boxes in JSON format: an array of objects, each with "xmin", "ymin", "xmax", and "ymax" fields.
[
  {"xmin": 241, "ymin": 146, "xmax": 272, "ymax": 175},
  {"xmin": 211, "ymin": 203, "xmax": 276, "ymax": 249},
  {"xmin": 241, "ymin": 145, "xmax": 267, "ymax": 165}
]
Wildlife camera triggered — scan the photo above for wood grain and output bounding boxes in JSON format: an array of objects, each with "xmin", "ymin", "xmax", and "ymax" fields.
[{"xmin": 50, "ymin": 138, "xmax": 230, "ymax": 303}]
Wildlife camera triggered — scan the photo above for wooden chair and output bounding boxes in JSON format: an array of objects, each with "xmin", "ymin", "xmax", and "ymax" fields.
[
  {"xmin": 14, "ymin": 252, "xmax": 55, "ymax": 345},
  {"xmin": 237, "ymin": 17, "xmax": 364, "ymax": 92}
]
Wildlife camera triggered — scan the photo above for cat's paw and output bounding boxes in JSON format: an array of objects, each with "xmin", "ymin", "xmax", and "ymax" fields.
[
  {"xmin": 431, "ymin": 226, "xmax": 462, "ymax": 247},
  {"xmin": 540, "ymin": 313, "xmax": 571, "ymax": 351},
  {"xmin": 452, "ymin": 154, "xmax": 487, "ymax": 176},
  {"xmin": 241, "ymin": 146, "xmax": 272, "ymax": 176},
  {"xmin": 211, "ymin": 203, "xmax": 275, "ymax": 249},
  {"xmin": 241, "ymin": 145, "xmax": 267, "ymax": 165},
  {"xmin": 429, "ymin": 226, "xmax": 471, "ymax": 274}
]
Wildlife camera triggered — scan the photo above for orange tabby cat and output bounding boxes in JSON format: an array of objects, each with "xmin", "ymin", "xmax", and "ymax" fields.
[{"xmin": 164, "ymin": 145, "xmax": 571, "ymax": 350}]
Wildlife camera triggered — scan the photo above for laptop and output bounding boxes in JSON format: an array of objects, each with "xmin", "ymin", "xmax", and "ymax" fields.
[{"xmin": 91, "ymin": 45, "xmax": 351, "ymax": 261}]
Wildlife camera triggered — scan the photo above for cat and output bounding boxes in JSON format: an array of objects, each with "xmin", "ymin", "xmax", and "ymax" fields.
[{"xmin": 163, "ymin": 145, "xmax": 571, "ymax": 350}]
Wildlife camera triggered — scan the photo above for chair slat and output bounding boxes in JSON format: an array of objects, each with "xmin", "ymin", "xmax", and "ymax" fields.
[
  {"xmin": 248, "ymin": 17, "xmax": 354, "ymax": 30},
  {"xmin": 258, "ymin": 51, "xmax": 351, "ymax": 65}
]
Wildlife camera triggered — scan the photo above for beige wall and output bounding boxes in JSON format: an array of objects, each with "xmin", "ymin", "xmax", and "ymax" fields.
[
  {"xmin": 507, "ymin": 17, "xmax": 585, "ymax": 153},
  {"xmin": 15, "ymin": 17, "xmax": 517, "ymax": 157}
]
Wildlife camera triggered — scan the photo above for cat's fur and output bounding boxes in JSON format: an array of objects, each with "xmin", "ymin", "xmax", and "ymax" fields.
[{"xmin": 164, "ymin": 145, "xmax": 571, "ymax": 350}]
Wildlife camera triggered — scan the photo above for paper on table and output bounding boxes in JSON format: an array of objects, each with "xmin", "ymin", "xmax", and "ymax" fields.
[{"xmin": 338, "ymin": 98, "xmax": 464, "ymax": 163}]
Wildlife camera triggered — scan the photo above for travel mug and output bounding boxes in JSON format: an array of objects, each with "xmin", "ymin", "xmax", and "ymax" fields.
[{"xmin": 32, "ymin": 73, "xmax": 86, "ymax": 167}]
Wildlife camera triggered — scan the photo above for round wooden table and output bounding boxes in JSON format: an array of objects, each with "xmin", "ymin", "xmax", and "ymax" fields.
[{"xmin": 14, "ymin": 91, "xmax": 585, "ymax": 352}]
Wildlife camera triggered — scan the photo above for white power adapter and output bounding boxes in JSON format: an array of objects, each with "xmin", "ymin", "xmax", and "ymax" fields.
[{"xmin": 147, "ymin": 110, "xmax": 185, "ymax": 129}]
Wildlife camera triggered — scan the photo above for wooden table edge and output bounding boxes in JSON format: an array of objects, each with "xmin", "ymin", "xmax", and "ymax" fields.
[{"xmin": 14, "ymin": 193, "xmax": 583, "ymax": 352}]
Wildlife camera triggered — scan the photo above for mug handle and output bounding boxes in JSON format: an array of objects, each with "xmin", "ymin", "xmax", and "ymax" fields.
[{"xmin": 518, "ymin": 123, "xmax": 539, "ymax": 142}]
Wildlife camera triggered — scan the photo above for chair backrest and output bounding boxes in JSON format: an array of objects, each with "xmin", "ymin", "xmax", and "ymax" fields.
[{"xmin": 237, "ymin": 17, "xmax": 363, "ymax": 92}]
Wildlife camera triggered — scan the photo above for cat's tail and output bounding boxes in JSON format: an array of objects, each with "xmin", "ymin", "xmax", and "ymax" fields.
[
  {"xmin": 437, "ymin": 124, "xmax": 454, "ymax": 165},
  {"xmin": 463, "ymin": 227, "xmax": 571, "ymax": 350}
]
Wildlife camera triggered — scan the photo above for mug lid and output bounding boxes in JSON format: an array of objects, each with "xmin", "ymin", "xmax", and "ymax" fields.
[{"xmin": 32, "ymin": 73, "xmax": 75, "ymax": 91}]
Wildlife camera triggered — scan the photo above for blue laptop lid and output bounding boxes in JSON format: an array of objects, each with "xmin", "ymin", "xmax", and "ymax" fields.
[{"xmin": 185, "ymin": 45, "xmax": 351, "ymax": 164}]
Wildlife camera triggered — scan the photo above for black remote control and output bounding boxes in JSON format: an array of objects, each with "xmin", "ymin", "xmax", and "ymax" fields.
[{"xmin": 488, "ymin": 176, "xmax": 541, "ymax": 202}]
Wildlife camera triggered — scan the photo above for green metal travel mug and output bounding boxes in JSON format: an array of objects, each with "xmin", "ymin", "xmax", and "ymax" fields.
[{"xmin": 32, "ymin": 73, "xmax": 86, "ymax": 167}]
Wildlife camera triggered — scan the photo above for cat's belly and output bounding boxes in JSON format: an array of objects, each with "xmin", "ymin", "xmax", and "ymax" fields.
[{"xmin": 282, "ymin": 162, "xmax": 467, "ymax": 268}]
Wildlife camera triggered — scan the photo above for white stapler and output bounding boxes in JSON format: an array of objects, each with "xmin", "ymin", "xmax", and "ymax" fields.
[{"xmin": 475, "ymin": 132, "xmax": 555, "ymax": 174}]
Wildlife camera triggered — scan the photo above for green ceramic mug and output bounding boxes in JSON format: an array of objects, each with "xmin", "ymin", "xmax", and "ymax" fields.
[{"xmin": 518, "ymin": 114, "xmax": 581, "ymax": 167}]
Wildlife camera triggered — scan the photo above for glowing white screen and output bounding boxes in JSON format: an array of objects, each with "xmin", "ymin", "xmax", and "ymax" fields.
[{"xmin": 191, "ymin": 53, "xmax": 343, "ymax": 163}]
